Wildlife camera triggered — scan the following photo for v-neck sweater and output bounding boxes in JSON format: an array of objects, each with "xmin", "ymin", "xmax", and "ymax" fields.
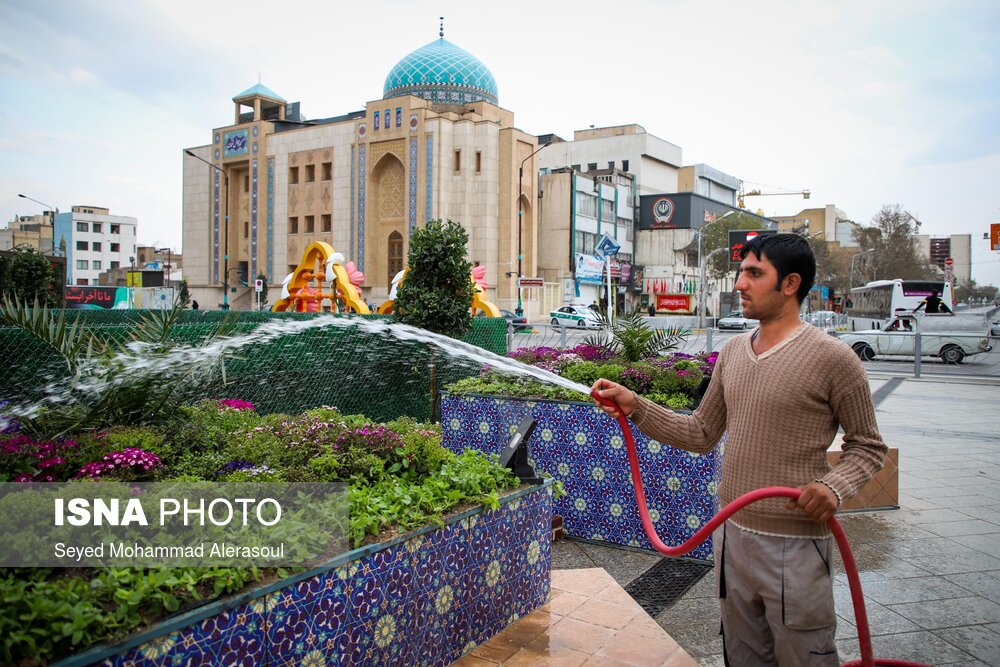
[{"xmin": 630, "ymin": 323, "xmax": 887, "ymax": 538}]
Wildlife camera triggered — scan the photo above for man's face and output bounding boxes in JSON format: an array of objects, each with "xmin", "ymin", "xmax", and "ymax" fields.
[{"xmin": 735, "ymin": 251, "xmax": 788, "ymax": 321}]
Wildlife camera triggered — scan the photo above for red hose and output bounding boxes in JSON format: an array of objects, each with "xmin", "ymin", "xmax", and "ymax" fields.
[{"xmin": 591, "ymin": 389, "xmax": 931, "ymax": 667}]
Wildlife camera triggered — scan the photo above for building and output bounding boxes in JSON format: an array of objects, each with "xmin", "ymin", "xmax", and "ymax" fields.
[
  {"xmin": 537, "ymin": 167, "xmax": 637, "ymax": 312},
  {"xmin": 771, "ymin": 205, "xmax": 859, "ymax": 248},
  {"xmin": 917, "ymin": 234, "xmax": 971, "ymax": 286},
  {"xmin": 0, "ymin": 212, "xmax": 54, "ymax": 254},
  {"xmin": 676, "ymin": 164, "xmax": 740, "ymax": 206},
  {"xmin": 538, "ymin": 125, "xmax": 682, "ymax": 198},
  {"xmin": 53, "ymin": 206, "xmax": 138, "ymax": 285},
  {"xmin": 182, "ymin": 29, "xmax": 546, "ymax": 315}
]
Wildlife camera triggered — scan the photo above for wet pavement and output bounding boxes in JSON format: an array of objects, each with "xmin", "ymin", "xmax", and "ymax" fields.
[{"xmin": 546, "ymin": 376, "xmax": 1000, "ymax": 666}]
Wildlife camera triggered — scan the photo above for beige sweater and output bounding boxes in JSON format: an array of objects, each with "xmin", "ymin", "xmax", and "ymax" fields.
[{"xmin": 631, "ymin": 323, "xmax": 887, "ymax": 538}]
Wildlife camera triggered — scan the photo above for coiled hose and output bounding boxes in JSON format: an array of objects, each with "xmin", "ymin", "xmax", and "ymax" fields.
[{"xmin": 591, "ymin": 389, "xmax": 932, "ymax": 667}]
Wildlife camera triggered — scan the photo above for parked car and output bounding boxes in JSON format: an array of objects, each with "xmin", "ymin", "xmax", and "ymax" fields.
[
  {"xmin": 990, "ymin": 320, "xmax": 1000, "ymax": 337},
  {"xmin": 840, "ymin": 313, "xmax": 993, "ymax": 364},
  {"xmin": 550, "ymin": 305, "xmax": 601, "ymax": 328},
  {"xmin": 806, "ymin": 310, "xmax": 839, "ymax": 329},
  {"xmin": 717, "ymin": 311, "xmax": 759, "ymax": 331},
  {"xmin": 500, "ymin": 309, "xmax": 530, "ymax": 332}
]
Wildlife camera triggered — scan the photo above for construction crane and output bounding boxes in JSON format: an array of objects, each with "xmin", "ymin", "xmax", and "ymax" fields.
[{"xmin": 737, "ymin": 182, "xmax": 810, "ymax": 209}]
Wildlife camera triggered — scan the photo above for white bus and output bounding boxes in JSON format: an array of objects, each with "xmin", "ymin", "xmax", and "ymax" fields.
[{"xmin": 847, "ymin": 279, "xmax": 952, "ymax": 331}]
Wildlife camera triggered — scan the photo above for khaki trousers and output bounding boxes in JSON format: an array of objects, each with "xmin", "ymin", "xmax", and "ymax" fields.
[{"xmin": 713, "ymin": 522, "xmax": 839, "ymax": 666}]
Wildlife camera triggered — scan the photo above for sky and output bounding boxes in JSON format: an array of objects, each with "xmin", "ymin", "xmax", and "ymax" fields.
[{"xmin": 2, "ymin": 0, "xmax": 999, "ymax": 285}]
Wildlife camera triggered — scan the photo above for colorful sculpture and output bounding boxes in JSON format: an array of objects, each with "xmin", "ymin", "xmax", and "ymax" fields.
[{"xmin": 272, "ymin": 242, "xmax": 369, "ymax": 313}]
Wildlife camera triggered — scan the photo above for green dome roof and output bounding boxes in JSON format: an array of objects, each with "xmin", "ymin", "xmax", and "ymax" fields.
[{"xmin": 383, "ymin": 38, "xmax": 498, "ymax": 105}]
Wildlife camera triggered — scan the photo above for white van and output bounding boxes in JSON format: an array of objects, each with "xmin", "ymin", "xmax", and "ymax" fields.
[{"xmin": 839, "ymin": 312, "xmax": 993, "ymax": 364}]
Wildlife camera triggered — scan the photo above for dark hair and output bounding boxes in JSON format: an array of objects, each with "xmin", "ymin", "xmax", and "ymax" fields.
[
  {"xmin": 739, "ymin": 233, "xmax": 816, "ymax": 303},
  {"xmin": 930, "ymin": 289, "xmax": 938, "ymax": 297}
]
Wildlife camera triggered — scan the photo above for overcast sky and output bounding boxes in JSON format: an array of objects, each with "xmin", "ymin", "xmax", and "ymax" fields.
[{"xmin": 2, "ymin": 0, "xmax": 998, "ymax": 285}]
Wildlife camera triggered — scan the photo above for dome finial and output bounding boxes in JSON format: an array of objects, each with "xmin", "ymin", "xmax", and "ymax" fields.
[{"xmin": 439, "ymin": 16, "xmax": 444, "ymax": 38}]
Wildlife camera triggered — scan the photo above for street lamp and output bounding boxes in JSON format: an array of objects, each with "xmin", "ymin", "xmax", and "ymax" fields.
[
  {"xmin": 697, "ymin": 210, "xmax": 735, "ymax": 329},
  {"xmin": 516, "ymin": 140, "xmax": 551, "ymax": 318},
  {"xmin": 155, "ymin": 247, "xmax": 173, "ymax": 285},
  {"xmin": 185, "ymin": 150, "xmax": 230, "ymax": 310}
]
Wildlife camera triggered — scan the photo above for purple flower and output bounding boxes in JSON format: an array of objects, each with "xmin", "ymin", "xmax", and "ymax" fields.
[
  {"xmin": 12, "ymin": 473, "xmax": 32, "ymax": 483},
  {"xmin": 218, "ymin": 398, "xmax": 256, "ymax": 411}
]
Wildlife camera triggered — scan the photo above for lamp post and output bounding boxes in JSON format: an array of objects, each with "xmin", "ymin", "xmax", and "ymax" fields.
[
  {"xmin": 185, "ymin": 150, "xmax": 230, "ymax": 310},
  {"xmin": 17, "ymin": 194, "xmax": 59, "ymax": 254},
  {"xmin": 697, "ymin": 210, "xmax": 735, "ymax": 329},
  {"xmin": 516, "ymin": 141, "xmax": 551, "ymax": 318},
  {"xmin": 155, "ymin": 247, "xmax": 173, "ymax": 285},
  {"xmin": 849, "ymin": 249, "xmax": 874, "ymax": 292}
]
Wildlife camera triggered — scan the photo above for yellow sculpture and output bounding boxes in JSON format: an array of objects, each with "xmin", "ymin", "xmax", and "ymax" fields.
[
  {"xmin": 272, "ymin": 241, "xmax": 370, "ymax": 314},
  {"xmin": 377, "ymin": 264, "xmax": 500, "ymax": 317}
]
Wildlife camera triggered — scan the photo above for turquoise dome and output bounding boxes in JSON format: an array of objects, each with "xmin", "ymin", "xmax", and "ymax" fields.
[{"xmin": 383, "ymin": 38, "xmax": 498, "ymax": 105}]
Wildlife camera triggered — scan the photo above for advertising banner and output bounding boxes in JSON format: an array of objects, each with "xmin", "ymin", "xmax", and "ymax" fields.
[
  {"xmin": 64, "ymin": 286, "xmax": 129, "ymax": 309},
  {"xmin": 655, "ymin": 293, "xmax": 693, "ymax": 313},
  {"xmin": 728, "ymin": 229, "xmax": 777, "ymax": 266},
  {"xmin": 575, "ymin": 253, "xmax": 605, "ymax": 284}
]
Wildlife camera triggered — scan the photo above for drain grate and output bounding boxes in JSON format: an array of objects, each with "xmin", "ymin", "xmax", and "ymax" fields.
[{"xmin": 625, "ymin": 558, "xmax": 713, "ymax": 617}]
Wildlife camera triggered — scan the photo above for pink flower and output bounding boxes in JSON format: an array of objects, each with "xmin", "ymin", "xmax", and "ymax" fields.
[
  {"xmin": 12, "ymin": 473, "xmax": 32, "ymax": 483},
  {"xmin": 219, "ymin": 399, "xmax": 256, "ymax": 411}
]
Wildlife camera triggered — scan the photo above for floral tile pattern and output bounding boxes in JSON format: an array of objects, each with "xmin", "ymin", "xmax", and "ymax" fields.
[
  {"xmin": 441, "ymin": 393, "xmax": 725, "ymax": 560},
  {"xmin": 86, "ymin": 484, "xmax": 552, "ymax": 667}
]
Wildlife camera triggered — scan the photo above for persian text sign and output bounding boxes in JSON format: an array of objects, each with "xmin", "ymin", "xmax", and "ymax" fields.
[
  {"xmin": 0, "ymin": 482, "xmax": 348, "ymax": 567},
  {"xmin": 656, "ymin": 294, "xmax": 692, "ymax": 312},
  {"xmin": 728, "ymin": 229, "xmax": 777, "ymax": 265}
]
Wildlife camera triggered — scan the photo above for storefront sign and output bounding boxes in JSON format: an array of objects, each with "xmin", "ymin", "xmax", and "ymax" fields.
[{"xmin": 575, "ymin": 253, "xmax": 605, "ymax": 284}]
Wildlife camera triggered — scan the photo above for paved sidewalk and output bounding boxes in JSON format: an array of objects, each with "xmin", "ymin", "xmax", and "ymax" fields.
[{"xmin": 551, "ymin": 376, "xmax": 1000, "ymax": 666}]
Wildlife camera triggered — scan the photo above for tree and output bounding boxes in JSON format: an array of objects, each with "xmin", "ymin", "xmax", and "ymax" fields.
[
  {"xmin": 853, "ymin": 205, "xmax": 936, "ymax": 282},
  {"xmin": 700, "ymin": 213, "xmax": 770, "ymax": 281},
  {"xmin": 394, "ymin": 219, "xmax": 473, "ymax": 338},
  {"xmin": 178, "ymin": 278, "xmax": 191, "ymax": 306},
  {"xmin": 0, "ymin": 246, "xmax": 58, "ymax": 307}
]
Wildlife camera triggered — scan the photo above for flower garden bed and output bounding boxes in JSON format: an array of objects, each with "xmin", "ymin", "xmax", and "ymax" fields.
[
  {"xmin": 442, "ymin": 338, "xmax": 724, "ymax": 560},
  {"xmin": 1, "ymin": 400, "xmax": 551, "ymax": 666},
  {"xmin": 53, "ymin": 480, "xmax": 552, "ymax": 667},
  {"xmin": 441, "ymin": 393, "xmax": 721, "ymax": 560}
]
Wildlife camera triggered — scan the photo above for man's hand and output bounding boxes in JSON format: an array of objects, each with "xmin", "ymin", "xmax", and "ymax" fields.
[
  {"xmin": 785, "ymin": 482, "xmax": 840, "ymax": 524},
  {"xmin": 590, "ymin": 380, "xmax": 637, "ymax": 418}
]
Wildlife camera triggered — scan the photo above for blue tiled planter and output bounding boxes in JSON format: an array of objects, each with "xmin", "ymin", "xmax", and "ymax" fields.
[
  {"xmin": 441, "ymin": 393, "xmax": 724, "ymax": 560},
  {"xmin": 54, "ymin": 481, "xmax": 553, "ymax": 667}
]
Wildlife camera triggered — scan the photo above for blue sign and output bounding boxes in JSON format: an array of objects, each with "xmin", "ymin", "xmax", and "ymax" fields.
[{"xmin": 595, "ymin": 232, "xmax": 621, "ymax": 259}]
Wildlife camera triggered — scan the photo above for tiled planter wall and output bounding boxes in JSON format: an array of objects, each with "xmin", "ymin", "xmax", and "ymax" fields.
[
  {"xmin": 55, "ymin": 481, "xmax": 553, "ymax": 667},
  {"xmin": 441, "ymin": 393, "xmax": 724, "ymax": 561}
]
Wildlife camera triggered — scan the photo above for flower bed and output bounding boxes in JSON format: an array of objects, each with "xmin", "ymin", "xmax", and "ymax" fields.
[
  {"xmin": 53, "ymin": 480, "xmax": 552, "ymax": 667},
  {"xmin": 1, "ymin": 399, "xmax": 549, "ymax": 665},
  {"xmin": 442, "ymin": 337, "xmax": 723, "ymax": 559},
  {"xmin": 441, "ymin": 393, "xmax": 721, "ymax": 560}
]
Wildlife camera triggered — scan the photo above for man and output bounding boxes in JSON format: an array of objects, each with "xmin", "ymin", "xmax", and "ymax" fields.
[
  {"xmin": 913, "ymin": 289, "xmax": 951, "ymax": 314},
  {"xmin": 592, "ymin": 234, "xmax": 886, "ymax": 666}
]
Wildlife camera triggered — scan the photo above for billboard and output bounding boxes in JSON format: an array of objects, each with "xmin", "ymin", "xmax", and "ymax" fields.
[
  {"xmin": 64, "ymin": 286, "xmax": 129, "ymax": 309},
  {"xmin": 728, "ymin": 230, "xmax": 778, "ymax": 266}
]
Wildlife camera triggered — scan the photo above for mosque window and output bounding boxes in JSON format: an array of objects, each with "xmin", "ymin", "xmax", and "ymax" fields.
[
  {"xmin": 454, "ymin": 150, "xmax": 461, "ymax": 173},
  {"xmin": 475, "ymin": 151, "xmax": 482, "ymax": 174},
  {"xmin": 305, "ymin": 165, "xmax": 316, "ymax": 183},
  {"xmin": 244, "ymin": 222, "xmax": 249, "ymax": 237},
  {"xmin": 322, "ymin": 162, "xmax": 332, "ymax": 181},
  {"xmin": 305, "ymin": 215, "xmax": 315, "ymax": 233},
  {"xmin": 289, "ymin": 217, "xmax": 299, "ymax": 234},
  {"xmin": 244, "ymin": 175, "xmax": 250, "ymax": 192},
  {"xmin": 322, "ymin": 214, "xmax": 331, "ymax": 232},
  {"xmin": 289, "ymin": 166, "xmax": 299, "ymax": 185}
]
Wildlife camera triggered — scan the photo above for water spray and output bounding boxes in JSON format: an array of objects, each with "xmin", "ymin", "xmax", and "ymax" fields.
[{"xmin": 590, "ymin": 388, "xmax": 931, "ymax": 667}]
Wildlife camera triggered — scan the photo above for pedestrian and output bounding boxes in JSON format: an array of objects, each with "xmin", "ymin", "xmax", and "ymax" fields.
[
  {"xmin": 191, "ymin": 300, "xmax": 199, "ymax": 310},
  {"xmin": 648, "ymin": 301, "xmax": 656, "ymax": 317},
  {"xmin": 592, "ymin": 233, "xmax": 886, "ymax": 666},
  {"xmin": 912, "ymin": 289, "xmax": 952, "ymax": 314}
]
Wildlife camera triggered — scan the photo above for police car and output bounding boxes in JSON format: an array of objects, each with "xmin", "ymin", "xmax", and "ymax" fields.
[{"xmin": 549, "ymin": 305, "xmax": 601, "ymax": 328}]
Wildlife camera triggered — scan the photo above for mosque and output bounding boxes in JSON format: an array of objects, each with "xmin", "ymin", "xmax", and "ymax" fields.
[{"xmin": 182, "ymin": 24, "xmax": 548, "ymax": 314}]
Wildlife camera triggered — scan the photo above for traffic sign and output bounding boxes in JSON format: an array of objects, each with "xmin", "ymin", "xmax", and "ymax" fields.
[
  {"xmin": 944, "ymin": 257, "xmax": 953, "ymax": 267},
  {"xmin": 595, "ymin": 232, "xmax": 621, "ymax": 259},
  {"xmin": 517, "ymin": 277, "xmax": 544, "ymax": 288},
  {"xmin": 991, "ymin": 223, "xmax": 1000, "ymax": 251},
  {"xmin": 255, "ymin": 279, "xmax": 264, "ymax": 292}
]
